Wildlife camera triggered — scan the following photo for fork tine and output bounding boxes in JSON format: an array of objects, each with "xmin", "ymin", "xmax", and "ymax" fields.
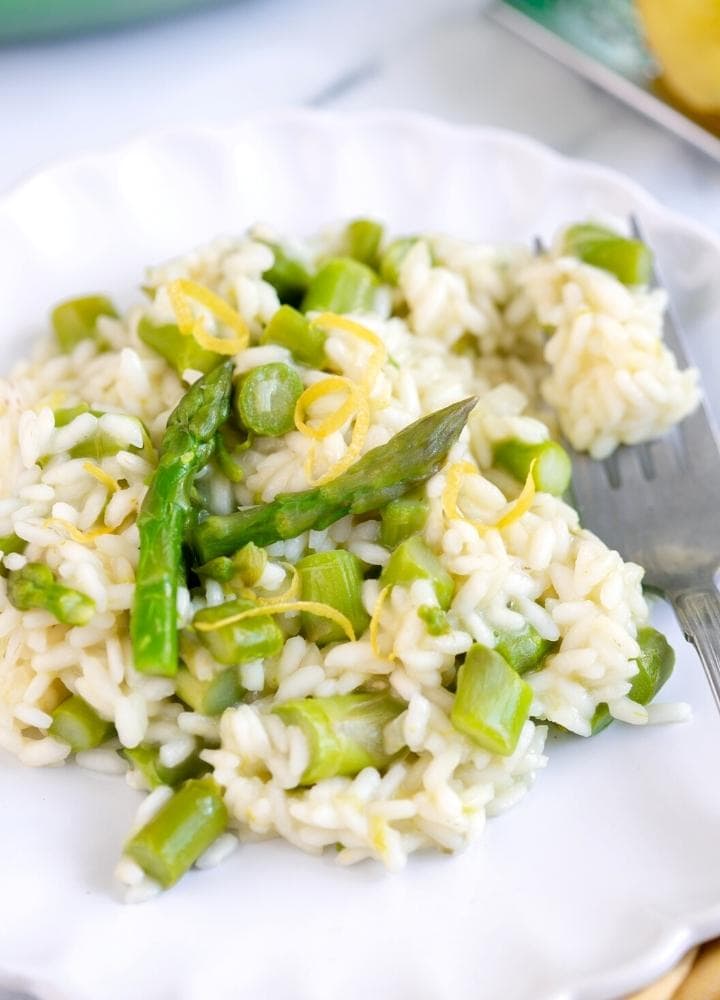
[
  {"xmin": 629, "ymin": 213, "xmax": 690, "ymax": 368},
  {"xmin": 630, "ymin": 213, "xmax": 720, "ymax": 470}
]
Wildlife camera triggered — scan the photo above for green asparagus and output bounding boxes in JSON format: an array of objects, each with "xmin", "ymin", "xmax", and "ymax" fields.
[
  {"xmin": 193, "ymin": 598, "xmax": 284, "ymax": 665},
  {"xmin": 344, "ymin": 219, "xmax": 384, "ymax": 267},
  {"xmin": 418, "ymin": 605, "xmax": 450, "ymax": 636},
  {"xmin": 131, "ymin": 361, "xmax": 233, "ymax": 676},
  {"xmin": 262, "ymin": 242, "xmax": 313, "ymax": 305},
  {"xmin": 51, "ymin": 403, "xmax": 156, "ymax": 464},
  {"xmin": 194, "ymin": 396, "xmax": 477, "ymax": 562},
  {"xmin": 214, "ymin": 425, "xmax": 250, "ymax": 484},
  {"xmin": 49, "ymin": 694, "xmax": 113, "ymax": 751},
  {"xmin": 378, "ymin": 237, "xmax": 417, "ymax": 285},
  {"xmin": 69, "ymin": 414, "xmax": 156, "ymax": 464},
  {"xmin": 138, "ymin": 317, "xmax": 222, "ymax": 376},
  {"xmin": 233, "ymin": 362, "xmax": 303, "ymax": 437},
  {"xmin": 123, "ymin": 741, "xmax": 210, "ymax": 788},
  {"xmin": 302, "ymin": 257, "xmax": 378, "ymax": 314},
  {"xmin": 590, "ymin": 626, "xmax": 675, "ymax": 734},
  {"xmin": 261, "ymin": 305, "xmax": 328, "ymax": 369},
  {"xmin": 379, "ymin": 497, "xmax": 429, "ymax": 548},
  {"xmin": 493, "ymin": 623, "xmax": 555, "ymax": 675},
  {"xmin": 0, "ymin": 533, "xmax": 26, "ymax": 557},
  {"xmin": 379, "ymin": 535, "xmax": 455, "ymax": 609},
  {"xmin": 563, "ymin": 223, "xmax": 652, "ymax": 286},
  {"xmin": 175, "ymin": 665, "xmax": 244, "ymax": 716},
  {"xmin": 451, "ymin": 644, "xmax": 533, "ymax": 755},
  {"xmin": 54, "ymin": 404, "xmax": 94, "ymax": 427},
  {"xmin": 125, "ymin": 777, "xmax": 228, "ymax": 888},
  {"xmin": 297, "ymin": 550, "xmax": 369, "ymax": 645},
  {"xmin": 196, "ymin": 541, "xmax": 267, "ymax": 588},
  {"xmin": 493, "ymin": 438, "xmax": 572, "ymax": 497},
  {"xmin": 51, "ymin": 295, "xmax": 117, "ymax": 353},
  {"xmin": 273, "ymin": 692, "xmax": 404, "ymax": 785},
  {"xmin": 8, "ymin": 563, "xmax": 95, "ymax": 626}
]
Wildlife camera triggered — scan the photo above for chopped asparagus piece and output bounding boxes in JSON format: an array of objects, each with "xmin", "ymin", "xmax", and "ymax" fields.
[
  {"xmin": 379, "ymin": 497, "xmax": 429, "ymax": 548},
  {"xmin": 175, "ymin": 665, "xmax": 244, "ymax": 716},
  {"xmin": 297, "ymin": 550, "xmax": 369, "ymax": 646},
  {"xmin": 451, "ymin": 644, "xmax": 533, "ymax": 755},
  {"xmin": 0, "ymin": 533, "xmax": 26, "ymax": 557},
  {"xmin": 262, "ymin": 242, "xmax": 313, "ymax": 306},
  {"xmin": 378, "ymin": 237, "xmax": 418, "ymax": 285},
  {"xmin": 273, "ymin": 692, "xmax": 404, "ymax": 785},
  {"xmin": 493, "ymin": 438, "xmax": 572, "ymax": 497},
  {"xmin": 591, "ymin": 626, "xmax": 675, "ymax": 734},
  {"xmin": 193, "ymin": 599, "xmax": 284, "ymax": 665},
  {"xmin": 379, "ymin": 535, "xmax": 454, "ymax": 610},
  {"xmin": 69, "ymin": 414, "xmax": 155, "ymax": 464},
  {"xmin": 51, "ymin": 295, "xmax": 117, "ymax": 353},
  {"xmin": 418, "ymin": 605, "xmax": 450, "ymax": 636},
  {"xmin": 123, "ymin": 741, "xmax": 209, "ymax": 789},
  {"xmin": 494, "ymin": 623, "xmax": 555, "ymax": 675},
  {"xmin": 54, "ymin": 403, "xmax": 93, "ymax": 427},
  {"xmin": 563, "ymin": 223, "xmax": 652, "ymax": 286},
  {"xmin": 49, "ymin": 694, "xmax": 113, "ymax": 751},
  {"xmin": 8, "ymin": 562, "xmax": 95, "ymax": 626},
  {"xmin": 302, "ymin": 257, "xmax": 378, "ymax": 314},
  {"xmin": 233, "ymin": 362, "xmax": 303, "ymax": 437},
  {"xmin": 261, "ymin": 305, "xmax": 328, "ymax": 369},
  {"xmin": 138, "ymin": 317, "xmax": 222, "ymax": 376},
  {"xmin": 124, "ymin": 777, "xmax": 228, "ymax": 888},
  {"xmin": 345, "ymin": 218, "xmax": 384, "ymax": 267}
]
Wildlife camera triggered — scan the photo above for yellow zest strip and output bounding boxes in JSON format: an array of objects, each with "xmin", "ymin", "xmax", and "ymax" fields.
[
  {"xmin": 294, "ymin": 377, "xmax": 361, "ymax": 440},
  {"xmin": 44, "ymin": 518, "xmax": 112, "ymax": 545},
  {"xmin": 493, "ymin": 461, "xmax": 537, "ymax": 530},
  {"xmin": 309, "ymin": 393, "xmax": 370, "ymax": 487},
  {"xmin": 194, "ymin": 600, "xmax": 356, "ymax": 642},
  {"xmin": 369, "ymin": 585, "xmax": 396, "ymax": 661},
  {"xmin": 313, "ymin": 312, "xmax": 388, "ymax": 389},
  {"xmin": 442, "ymin": 461, "xmax": 479, "ymax": 523},
  {"xmin": 257, "ymin": 563, "xmax": 300, "ymax": 605},
  {"xmin": 167, "ymin": 281, "xmax": 196, "ymax": 334},
  {"xmin": 167, "ymin": 278, "xmax": 250, "ymax": 356},
  {"xmin": 82, "ymin": 462, "xmax": 119, "ymax": 493},
  {"xmin": 291, "ymin": 313, "xmax": 386, "ymax": 486},
  {"xmin": 441, "ymin": 459, "xmax": 537, "ymax": 535}
]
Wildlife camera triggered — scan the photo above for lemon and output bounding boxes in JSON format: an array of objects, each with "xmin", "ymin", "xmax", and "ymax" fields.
[{"xmin": 636, "ymin": 0, "xmax": 720, "ymax": 113}]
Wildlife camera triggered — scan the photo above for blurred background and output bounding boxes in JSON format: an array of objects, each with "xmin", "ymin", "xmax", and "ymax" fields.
[{"xmin": 0, "ymin": 0, "xmax": 719, "ymax": 230}]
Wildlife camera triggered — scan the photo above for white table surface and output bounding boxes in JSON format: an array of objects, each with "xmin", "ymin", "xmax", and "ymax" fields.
[
  {"xmin": 0, "ymin": 5, "xmax": 717, "ymax": 999},
  {"xmin": 0, "ymin": 0, "xmax": 718, "ymax": 233}
]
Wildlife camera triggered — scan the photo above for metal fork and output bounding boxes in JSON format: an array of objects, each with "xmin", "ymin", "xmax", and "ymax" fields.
[{"xmin": 543, "ymin": 217, "xmax": 720, "ymax": 711}]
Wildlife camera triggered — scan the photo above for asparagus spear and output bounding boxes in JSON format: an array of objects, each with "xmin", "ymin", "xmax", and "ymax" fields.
[
  {"xmin": 7, "ymin": 563, "xmax": 95, "ymax": 626},
  {"xmin": 194, "ymin": 396, "xmax": 477, "ymax": 562},
  {"xmin": 131, "ymin": 361, "xmax": 233, "ymax": 676}
]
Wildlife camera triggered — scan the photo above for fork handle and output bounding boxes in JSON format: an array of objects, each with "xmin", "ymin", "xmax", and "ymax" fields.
[{"xmin": 671, "ymin": 587, "xmax": 720, "ymax": 714}]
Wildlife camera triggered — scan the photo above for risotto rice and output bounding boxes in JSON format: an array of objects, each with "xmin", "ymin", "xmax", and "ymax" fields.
[{"xmin": 0, "ymin": 219, "xmax": 698, "ymax": 899}]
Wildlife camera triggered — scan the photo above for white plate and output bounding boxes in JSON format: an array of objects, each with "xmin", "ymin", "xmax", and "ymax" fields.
[{"xmin": 1, "ymin": 111, "xmax": 719, "ymax": 1000}]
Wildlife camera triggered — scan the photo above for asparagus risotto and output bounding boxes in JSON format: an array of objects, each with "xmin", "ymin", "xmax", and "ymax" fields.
[{"xmin": 0, "ymin": 219, "xmax": 699, "ymax": 899}]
